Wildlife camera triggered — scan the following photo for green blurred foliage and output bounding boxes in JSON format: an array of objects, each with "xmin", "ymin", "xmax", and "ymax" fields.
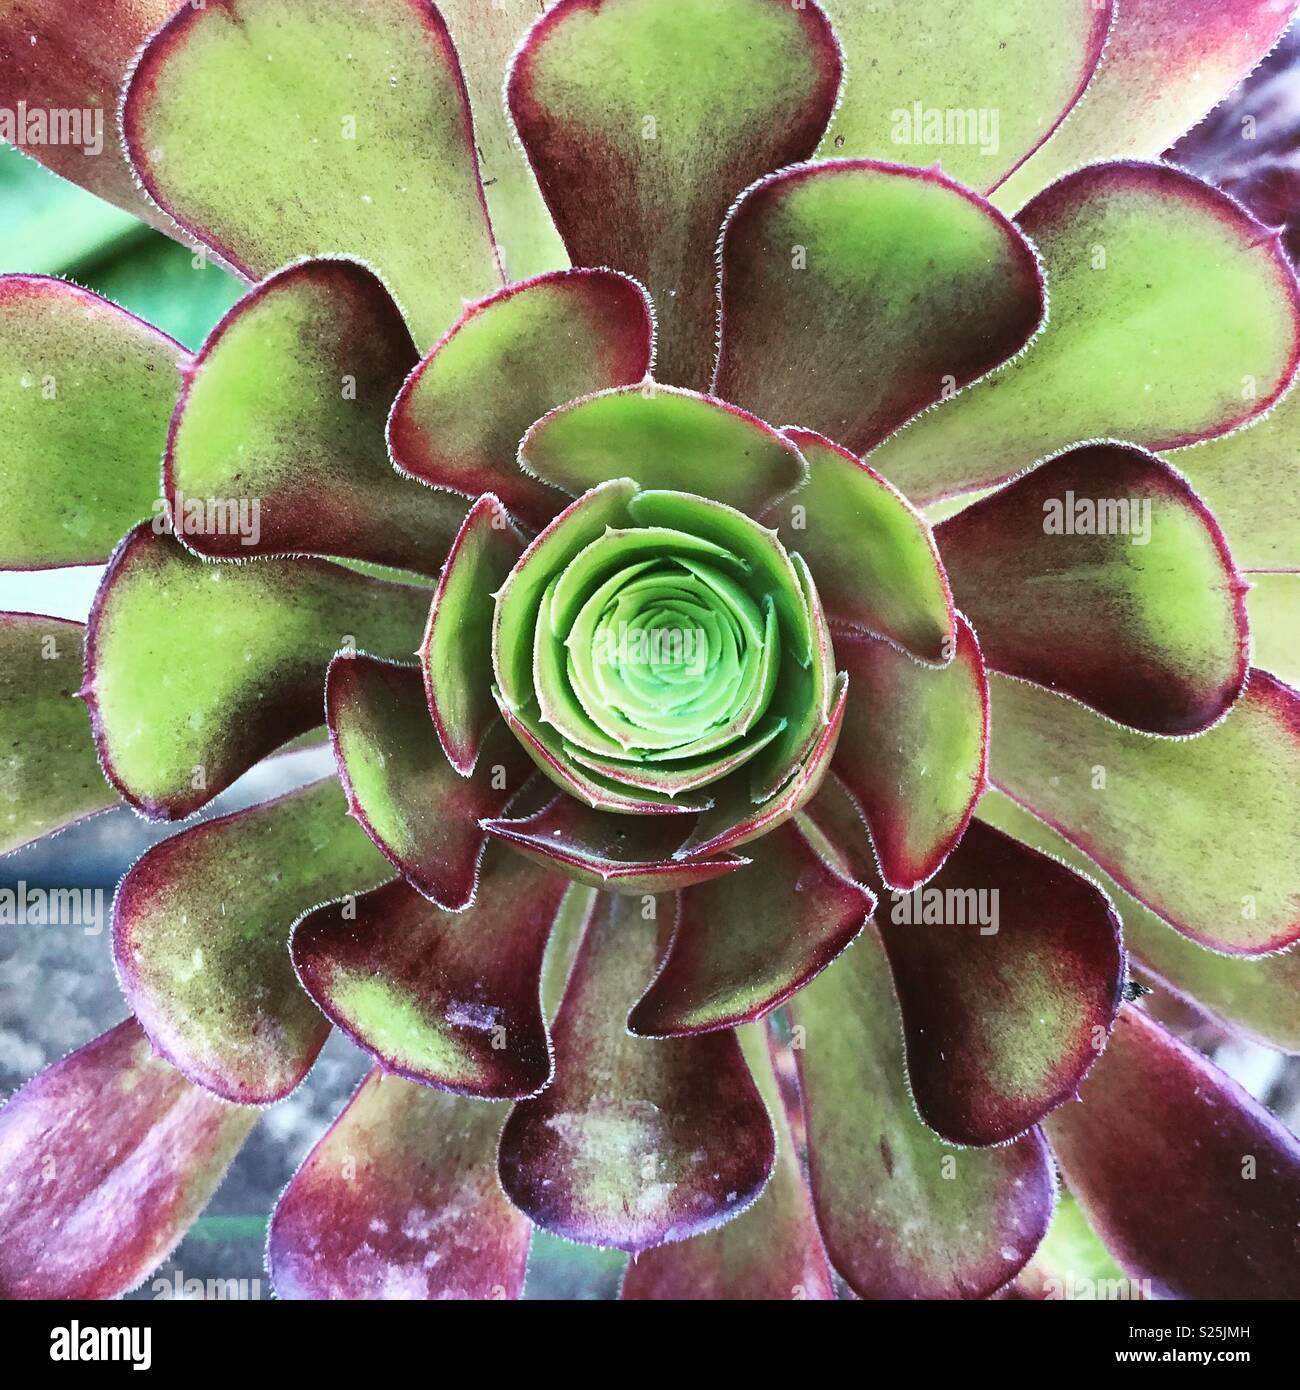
[{"xmin": 1, "ymin": 143, "xmax": 243, "ymax": 348}]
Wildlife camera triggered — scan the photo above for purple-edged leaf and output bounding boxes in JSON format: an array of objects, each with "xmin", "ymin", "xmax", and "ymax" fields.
[
  {"xmin": 878, "ymin": 818, "xmax": 1123, "ymax": 1147},
  {"xmin": 122, "ymin": 0, "xmax": 501, "ymax": 346},
  {"xmin": 0, "ymin": 614, "xmax": 115, "ymax": 855},
  {"xmin": 113, "ymin": 779, "xmax": 391, "ymax": 1104},
  {"xmin": 0, "ymin": 0, "xmax": 181, "ymax": 231},
  {"xmin": 622, "ymin": 1025, "xmax": 835, "ymax": 1300},
  {"xmin": 0, "ymin": 275, "xmax": 185, "ymax": 567},
  {"xmin": 628, "ymin": 819, "xmax": 871, "ymax": 1037},
  {"xmin": 790, "ymin": 924, "xmax": 1056, "ymax": 1299},
  {"xmin": 0, "ymin": 1019, "xmax": 256, "ymax": 1299},
  {"xmin": 508, "ymin": 0, "xmax": 841, "ymax": 386},
  {"xmin": 872, "ymin": 162, "xmax": 1300, "ymax": 504},
  {"xmin": 498, "ymin": 890, "xmax": 775, "ymax": 1252},
  {"xmin": 715, "ymin": 160, "xmax": 1045, "ymax": 457},
  {"xmin": 292, "ymin": 850, "xmax": 569, "ymax": 1098},
  {"xmin": 483, "ymin": 794, "xmax": 748, "ymax": 894},
  {"xmin": 832, "ymin": 619, "xmax": 987, "ymax": 892},
  {"xmin": 995, "ymin": 0, "xmax": 1300, "ymax": 210},
  {"xmin": 816, "ymin": 0, "xmax": 1111, "ymax": 192},
  {"xmin": 327, "ymin": 653, "xmax": 534, "ymax": 912},
  {"xmin": 85, "ymin": 524, "xmax": 430, "ymax": 818},
  {"xmin": 936, "ymin": 443, "xmax": 1248, "ymax": 734},
  {"xmin": 678, "ymin": 675, "xmax": 849, "ymax": 860},
  {"xmin": 519, "ymin": 385, "xmax": 808, "ymax": 520},
  {"xmin": 493, "ymin": 477, "xmax": 637, "ymax": 713},
  {"xmin": 420, "ymin": 494, "xmax": 526, "ymax": 775},
  {"xmin": 988, "ymin": 670, "xmax": 1300, "ymax": 955},
  {"xmin": 979, "ymin": 788, "xmax": 1300, "ymax": 1057},
  {"xmin": 768, "ymin": 429, "xmax": 954, "ymax": 662},
  {"xmin": 1045, "ymin": 1006, "xmax": 1300, "ymax": 1300},
  {"xmin": 495, "ymin": 698, "xmax": 726, "ymax": 816},
  {"xmin": 166, "ymin": 258, "xmax": 465, "ymax": 573},
  {"xmin": 388, "ymin": 269, "xmax": 654, "ymax": 528},
  {"xmin": 270, "ymin": 1068, "xmax": 530, "ymax": 1300}
]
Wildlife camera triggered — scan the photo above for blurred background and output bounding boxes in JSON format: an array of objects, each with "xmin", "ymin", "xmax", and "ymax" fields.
[{"xmin": 2, "ymin": 19, "xmax": 1299, "ymax": 1301}]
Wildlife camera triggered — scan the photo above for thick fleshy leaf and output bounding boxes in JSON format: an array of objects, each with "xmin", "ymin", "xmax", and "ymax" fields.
[
  {"xmin": 767, "ymin": 430, "xmax": 953, "ymax": 661},
  {"xmin": 679, "ymin": 674, "xmax": 848, "ymax": 859},
  {"xmin": 0, "ymin": 275, "xmax": 184, "ymax": 567},
  {"xmin": 122, "ymin": 0, "xmax": 501, "ymax": 346},
  {"xmin": 988, "ymin": 670, "xmax": 1300, "ymax": 954},
  {"xmin": 508, "ymin": 0, "xmax": 841, "ymax": 386},
  {"xmin": 1045, "ymin": 1006, "xmax": 1300, "ymax": 1300},
  {"xmin": 113, "ymin": 779, "xmax": 391, "ymax": 1103},
  {"xmin": 292, "ymin": 851, "xmax": 568, "ymax": 1098},
  {"xmin": 494, "ymin": 478, "xmax": 638, "ymax": 712},
  {"xmin": 326, "ymin": 654, "xmax": 533, "ymax": 912},
  {"xmin": 436, "ymin": 0, "xmax": 566, "ymax": 279},
  {"xmin": 831, "ymin": 619, "xmax": 987, "ymax": 892},
  {"xmin": 0, "ymin": 1019, "xmax": 256, "ymax": 1299},
  {"xmin": 995, "ymin": 0, "xmax": 1300, "ymax": 212},
  {"xmin": 790, "ymin": 925, "xmax": 1056, "ymax": 1299},
  {"xmin": 978, "ymin": 789, "xmax": 1300, "ymax": 1056},
  {"xmin": 483, "ymin": 794, "xmax": 748, "ymax": 893},
  {"xmin": 495, "ymin": 698, "xmax": 719, "ymax": 815},
  {"xmin": 621, "ymin": 1025, "xmax": 834, "ymax": 1300},
  {"xmin": 166, "ymin": 258, "xmax": 464, "ymax": 571},
  {"xmin": 0, "ymin": 614, "xmax": 115, "ymax": 855},
  {"xmin": 870, "ymin": 163, "xmax": 1300, "ymax": 504},
  {"xmin": 520, "ymin": 385, "xmax": 808, "ymax": 520},
  {"xmin": 0, "ymin": 0, "xmax": 180, "ymax": 231},
  {"xmin": 498, "ymin": 890, "xmax": 775, "ymax": 1252},
  {"xmin": 878, "ymin": 818, "xmax": 1123, "ymax": 1147},
  {"xmin": 815, "ymin": 0, "xmax": 1111, "ymax": 192},
  {"xmin": 270, "ymin": 1068, "xmax": 530, "ymax": 1299},
  {"xmin": 85, "ymin": 524, "xmax": 430, "ymax": 818},
  {"xmin": 936, "ymin": 443, "xmax": 1248, "ymax": 734},
  {"xmin": 420, "ymin": 495, "xmax": 526, "ymax": 775},
  {"xmin": 714, "ymin": 161, "xmax": 1045, "ymax": 458},
  {"xmin": 629, "ymin": 819, "xmax": 871, "ymax": 1037},
  {"xmin": 388, "ymin": 269, "xmax": 654, "ymax": 528},
  {"xmin": 1164, "ymin": 383, "xmax": 1300, "ymax": 572}
]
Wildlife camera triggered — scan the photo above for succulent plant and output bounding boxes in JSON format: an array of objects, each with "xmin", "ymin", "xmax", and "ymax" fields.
[{"xmin": 1, "ymin": 0, "xmax": 1299, "ymax": 1303}]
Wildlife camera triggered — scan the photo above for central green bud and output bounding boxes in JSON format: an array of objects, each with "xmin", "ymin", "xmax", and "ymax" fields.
[{"xmin": 492, "ymin": 479, "xmax": 836, "ymax": 809}]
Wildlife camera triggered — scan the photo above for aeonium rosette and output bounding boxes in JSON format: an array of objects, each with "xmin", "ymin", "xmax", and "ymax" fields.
[{"xmin": 1, "ymin": 0, "xmax": 1299, "ymax": 1305}]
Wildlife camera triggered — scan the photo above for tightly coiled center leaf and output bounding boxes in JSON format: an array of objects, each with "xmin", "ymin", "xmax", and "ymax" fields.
[{"xmin": 493, "ymin": 481, "xmax": 832, "ymax": 804}]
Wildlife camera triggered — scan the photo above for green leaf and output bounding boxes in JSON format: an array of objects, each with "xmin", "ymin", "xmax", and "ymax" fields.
[
  {"xmin": 816, "ymin": 0, "xmax": 1110, "ymax": 191},
  {"xmin": 788, "ymin": 922, "xmax": 1054, "ymax": 1299},
  {"xmin": 870, "ymin": 163, "xmax": 1300, "ymax": 504},
  {"xmin": 979, "ymin": 788, "xmax": 1300, "ymax": 1056},
  {"xmin": 987, "ymin": 669, "xmax": 1300, "ymax": 955},
  {"xmin": 772, "ymin": 429, "xmax": 954, "ymax": 662},
  {"xmin": 0, "ymin": 614, "xmax": 115, "ymax": 854},
  {"xmin": 0, "ymin": 275, "xmax": 183, "ymax": 567},
  {"xmin": 1163, "ymin": 385, "xmax": 1300, "ymax": 573},
  {"xmin": 86, "ymin": 524, "xmax": 431, "ymax": 817},
  {"xmin": 508, "ymin": 0, "xmax": 841, "ymax": 385},
  {"xmin": 437, "ymin": 0, "xmax": 568, "ymax": 280},
  {"xmin": 995, "ymin": 0, "xmax": 1298, "ymax": 212},
  {"xmin": 168, "ymin": 257, "xmax": 465, "ymax": 571},
  {"xmin": 389, "ymin": 269, "xmax": 654, "ymax": 529},
  {"xmin": 113, "ymin": 778, "xmax": 392, "ymax": 1102},
  {"xmin": 715, "ymin": 159, "xmax": 1044, "ymax": 457},
  {"xmin": 936, "ymin": 442, "xmax": 1249, "ymax": 734},
  {"xmin": 122, "ymin": 0, "xmax": 502, "ymax": 347},
  {"xmin": 521, "ymin": 385, "xmax": 807, "ymax": 521}
]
